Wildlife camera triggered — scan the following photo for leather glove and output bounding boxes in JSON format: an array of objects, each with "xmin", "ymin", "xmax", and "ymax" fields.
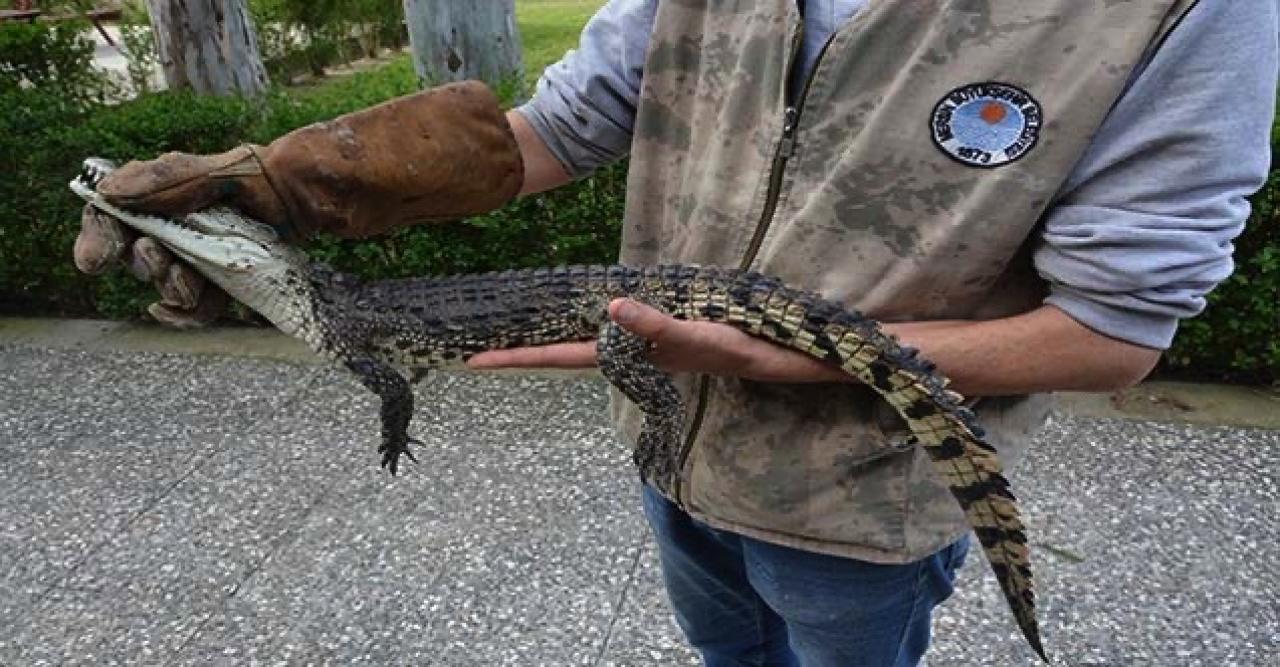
[{"xmin": 74, "ymin": 80, "xmax": 525, "ymax": 327}]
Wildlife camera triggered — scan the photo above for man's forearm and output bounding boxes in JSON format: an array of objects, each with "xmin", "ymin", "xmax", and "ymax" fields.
[
  {"xmin": 880, "ymin": 305, "xmax": 1161, "ymax": 397},
  {"xmin": 509, "ymin": 111, "xmax": 573, "ymax": 196},
  {"xmin": 470, "ymin": 299, "xmax": 1162, "ymax": 398}
]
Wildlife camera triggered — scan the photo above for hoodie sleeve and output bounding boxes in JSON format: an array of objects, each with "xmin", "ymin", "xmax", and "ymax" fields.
[
  {"xmin": 1034, "ymin": 0, "xmax": 1278, "ymax": 349},
  {"xmin": 515, "ymin": 0, "xmax": 658, "ymax": 179}
]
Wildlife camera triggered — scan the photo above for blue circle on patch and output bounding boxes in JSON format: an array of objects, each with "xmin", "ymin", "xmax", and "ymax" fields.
[{"xmin": 930, "ymin": 82, "xmax": 1042, "ymax": 168}]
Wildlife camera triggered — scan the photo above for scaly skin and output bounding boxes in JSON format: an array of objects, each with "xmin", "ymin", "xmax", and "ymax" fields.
[{"xmin": 72, "ymin": 158, "xmax": 1047, "ymax": 661}]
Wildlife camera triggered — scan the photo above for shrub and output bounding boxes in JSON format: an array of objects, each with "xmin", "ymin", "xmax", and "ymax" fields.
[
  {"xmin": 0, "ymin": 89, "xmax": 254, "ymax": 316},
  {"xmin": 118, "ymin": 1, "xmax": 160, "ymax": 96},
  {"xmin": 250, "ymin": 0, "xmax": 407, "ymax": 82},
  {"xmin": 0, "ymin": 20, "xmax": 110, "ymax": 104},
  {"xmin": 308, "ymin": 162, "xmax": 626, "ymax": 280}
]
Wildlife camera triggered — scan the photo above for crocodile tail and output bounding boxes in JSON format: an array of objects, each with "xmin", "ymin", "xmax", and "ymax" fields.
[
  {"xmin": 678, "ymin": 270, "xmax": 1046, "ymax": 660},
  {"xmin": 832, "ymin": 325, "xmax": 1048, "ymax": 663},
  {"xmin": 908, "ymin": 409, "xmax": 1047, "ymax": 663}
]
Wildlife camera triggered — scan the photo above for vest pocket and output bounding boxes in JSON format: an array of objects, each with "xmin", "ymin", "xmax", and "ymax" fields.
[
  {"xmin": 684, "ymin": 380, "xmax": 914, "ymax": 554},
  {"xmin": 870, "ymin": 397, "xmax": 922, "ymax": 458}
]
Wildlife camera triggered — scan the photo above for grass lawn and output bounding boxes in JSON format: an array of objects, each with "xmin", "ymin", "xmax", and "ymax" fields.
[
  {"xmin": 281, "ymin": 1, "xmax": 605, "ymax": 111},
  {"xmin": 517, "ymin": 0, "xmax": 606, "ymax": 76}
]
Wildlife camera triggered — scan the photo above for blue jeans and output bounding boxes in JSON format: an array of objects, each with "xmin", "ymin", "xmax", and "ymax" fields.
[{"xmin": 642, "ymin": 486, "xmax": 969, "ymax": 667}]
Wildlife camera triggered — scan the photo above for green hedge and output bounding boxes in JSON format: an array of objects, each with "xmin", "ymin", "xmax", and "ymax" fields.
[
  {"xmin": 0, "ymin": 24, "xmax": 1274, "ymax": 383},
  {"xmin": 250, "ymin": 0, "xmax": 408, "ymax": 81}
]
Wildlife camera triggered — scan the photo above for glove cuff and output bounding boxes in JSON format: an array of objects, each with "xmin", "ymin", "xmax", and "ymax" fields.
[{"xmin": 263, "ymin": 81, "xmax": 526, "ymax": 239}]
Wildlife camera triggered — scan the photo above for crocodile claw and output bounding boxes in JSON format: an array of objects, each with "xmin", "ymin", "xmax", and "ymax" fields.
[{"xmin": 380, "ymin": 436, "xmax": 422, "ymax": 476}]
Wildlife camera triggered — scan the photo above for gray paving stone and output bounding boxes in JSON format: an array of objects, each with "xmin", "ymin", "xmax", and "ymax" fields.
[
  {"xmin": 929, "ymin": 417, "xmax": 1280, "ymax": 666},
  {"xmin": 1, "ymin": 344, "xmax": 1276, "ymax": 666},
  {"xmin": 0, "ymin": 347, "xmax": 319, "ymax": 638},
  {"xmin": 0, "ymin": 347, "xmax": 315, "ymax": 448},
  {"xmin": 0, "ymin": 427, "xmax": 235, "ymax": 626},
  {"xmin": 171, "ymin": 373, "xmax": 648, "ymax": 665},
  {"xmin": 0, "ymin": 351, "xmax": 325, "ymax": 663}
]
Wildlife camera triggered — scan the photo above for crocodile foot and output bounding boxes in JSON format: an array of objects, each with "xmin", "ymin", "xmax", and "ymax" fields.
[{"xmin": 379, "ymin": 435, "xmax": 422, "ymax": 475}]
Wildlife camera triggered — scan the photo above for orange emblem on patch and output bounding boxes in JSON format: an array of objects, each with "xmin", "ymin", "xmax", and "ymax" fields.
[{"xmin": 980, "ymin": 101, "xmax": 1008, "ymax": 125}]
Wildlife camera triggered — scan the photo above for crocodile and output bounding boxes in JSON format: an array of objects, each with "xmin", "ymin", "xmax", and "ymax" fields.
[{"xmin": 71, "ymin": 157, "xmax": 1047, "ymax": 661}]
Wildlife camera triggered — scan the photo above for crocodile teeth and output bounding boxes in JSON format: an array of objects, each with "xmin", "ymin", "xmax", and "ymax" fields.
[{"xmin": 80, "ymin": 158, "xmax": 116, "ymax": 189}]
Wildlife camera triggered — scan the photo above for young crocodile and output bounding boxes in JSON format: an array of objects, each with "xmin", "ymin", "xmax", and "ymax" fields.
[{"xmin": 71, "ymin": 157, "xmax": 1047, "ymax": 661}]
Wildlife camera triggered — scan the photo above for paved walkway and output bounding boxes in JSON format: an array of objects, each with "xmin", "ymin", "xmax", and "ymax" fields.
[
  {"xmin": 88, "ymin": 24, "xmax": 164, "ymax": 97},
  {"xmin": 0, "ymin": 321, "xmax": 1276, "ymax": 665}
]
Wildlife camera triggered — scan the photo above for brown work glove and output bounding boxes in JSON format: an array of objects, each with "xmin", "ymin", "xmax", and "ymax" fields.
[{"xmin": 74, "ymin": 80, "xmax": 525, "ymax": 327}]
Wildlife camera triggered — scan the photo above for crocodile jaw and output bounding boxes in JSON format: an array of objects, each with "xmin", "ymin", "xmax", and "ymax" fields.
[{"xmin": 71, "ymin": 158, "xmax": 318, "ymax": 338}]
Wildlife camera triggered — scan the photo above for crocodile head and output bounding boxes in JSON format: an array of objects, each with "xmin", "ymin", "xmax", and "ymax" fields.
[{"xmin": 71, "ymin": 158, "xmax": 322, "ymax": 339}]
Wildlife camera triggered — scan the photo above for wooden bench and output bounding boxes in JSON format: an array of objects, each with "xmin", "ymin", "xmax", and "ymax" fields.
[
  {"xmin": 0, "ymin": 9, "xmax": 42, "ymax": 23},
  {"xmin": 79, "ymin": 8, "xmax": 121, "ymax": 22},
  {"xmin": 0, "ymin": 7, "xmax": 121, "ymax": 23},
  {"xmin": 18, "ymin": 6, "xmax": 127, "ymax": 48}
]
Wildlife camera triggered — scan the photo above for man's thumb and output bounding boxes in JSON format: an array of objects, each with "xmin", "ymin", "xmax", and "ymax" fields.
[
  {"xmin": 99, "ymin": 148, "xmax": 295, "ymax": 236},
  {"xmin": 99, "ymin": 151, "xmax": 231, "ymax": 214},
  {"xmin": 610, "ymin": 299, "xmax": 665, "ymax": 337}
]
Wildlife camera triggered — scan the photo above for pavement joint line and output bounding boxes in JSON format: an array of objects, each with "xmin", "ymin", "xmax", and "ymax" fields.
[
  {"xmin": 169, "ymin": 495, "xmax": 328, "ymax": 666},
  {"xmin": 592, "ymin": 531, "xmax": 650, "ymax": 667},
  {"xmin": 411, "ymin": 554, "xmax": 456, "ymax": 640},
  {"xmin": 23, "ymin": 431, "xmax": 226, "ymax": 619},
  {"xmin": 127, "ymin": 365, "xmax": 335, "ymax": 663}
]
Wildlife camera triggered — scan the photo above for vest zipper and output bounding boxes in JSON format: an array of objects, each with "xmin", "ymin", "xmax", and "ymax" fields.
[
  {"xmin": 742, "ymin": 106, "xmax": 801, "ymax": 263},
  {"xmin": 743, "ymin": 29, "xmax": 839, "ymax": 263},
  {"xmin": 671, "ymin": 23, "xmax": 832, "ymax": 504}
]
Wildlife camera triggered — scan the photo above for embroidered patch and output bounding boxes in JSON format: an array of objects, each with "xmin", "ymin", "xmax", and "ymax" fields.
[{"xmin": 930, "ymin": 82, "xmax": 1042, "ymax": 168}]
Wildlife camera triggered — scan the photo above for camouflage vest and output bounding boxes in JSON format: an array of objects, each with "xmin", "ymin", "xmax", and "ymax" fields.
[{"xmin": 613, "ymin": 0, "xmax": 1197, "ymax": 562}]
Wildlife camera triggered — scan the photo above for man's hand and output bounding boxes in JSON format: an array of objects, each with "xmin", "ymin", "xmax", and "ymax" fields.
[
  {"xmin": 76, "ymin": 204, "xmax": 228, "ymax": 328},
  {"xmin": 467, "ymin": 299, "xmax": 848, "ymax": 383}
]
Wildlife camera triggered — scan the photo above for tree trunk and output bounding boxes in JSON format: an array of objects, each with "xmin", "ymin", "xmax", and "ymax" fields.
[
  {"xmin": 143, "ymin": 0, "xmax": 268, "ymax": 97},
  {"xmin": 402, "ymin": 0, "xmax": 524, "ymax": 94}
]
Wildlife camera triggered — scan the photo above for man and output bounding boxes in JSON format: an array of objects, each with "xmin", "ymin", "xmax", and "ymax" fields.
[{"xmin": 76, "ymin": 1, "xmax": 1275, "ymax": 664}]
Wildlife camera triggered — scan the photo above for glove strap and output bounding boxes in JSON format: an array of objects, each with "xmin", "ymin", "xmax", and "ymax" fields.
[{"xmin": 209, "ymin": 145, "xmax": 310, "ymax": 242}]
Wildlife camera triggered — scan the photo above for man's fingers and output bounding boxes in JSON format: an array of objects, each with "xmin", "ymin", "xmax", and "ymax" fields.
[
  {"xmin": 74, "ymin": 205, "xmax": 134, "ymax": 274},
  {"xmin": 125, "ymin": 237, "xmax": 174, "ymax": 282},
  {"xmin": 466, "ymin": 341, "xmax": 598, "ymax": 370},
  {"xmin": 99, "ymin": 150, "xmax": 244, "ymax": 216},
  {"xmin": 148, "ymin": 283, "xmax": 229, "ymax": 329},
  {"xmin": 154, "ymin": 262, "xmax": 206, "ymax": 311}
]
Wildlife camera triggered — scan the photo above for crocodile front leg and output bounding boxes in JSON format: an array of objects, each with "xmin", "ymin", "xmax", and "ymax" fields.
[
  {"xmin": 345, "ymin": 356, "xmax": 422, "ymax": 475},
  {"xmin": 596, "ymin": 322, "xmax": 684, "ymax": 493}
]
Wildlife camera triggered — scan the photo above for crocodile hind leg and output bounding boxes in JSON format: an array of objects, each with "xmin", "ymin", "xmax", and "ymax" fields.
[
  {"xmin": 596, "ymin": 322, "xmax": 683, "ymax": 491},
  {"xmin": 344, "ymin": 356, "xmax": 422, "ymax": 475}
]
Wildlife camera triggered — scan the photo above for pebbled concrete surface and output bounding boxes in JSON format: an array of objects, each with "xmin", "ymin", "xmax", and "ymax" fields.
[{"xmin": 0, "ymin": 339, "xmax": 1276, "ymax": 665}]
